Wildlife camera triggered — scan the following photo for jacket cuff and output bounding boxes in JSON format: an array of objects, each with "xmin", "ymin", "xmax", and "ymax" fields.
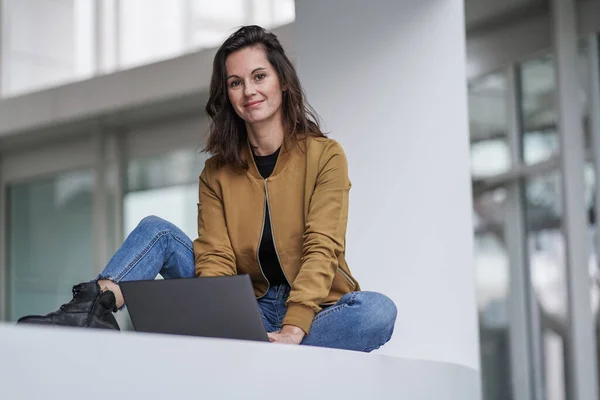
[{"xmin": 282, "ymin": 303, "xmax": 316, "ymax": 335}]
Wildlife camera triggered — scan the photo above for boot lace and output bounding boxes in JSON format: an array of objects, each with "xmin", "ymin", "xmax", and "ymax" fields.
[{"xmin": 71, "ymin": 284, "xmax": 85, "ymax": 299}]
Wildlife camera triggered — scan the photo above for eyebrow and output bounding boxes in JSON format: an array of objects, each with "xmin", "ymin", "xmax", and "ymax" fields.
[{"xmin": 227, "ymin": 67, "xmax": 267, "ymax": 80}]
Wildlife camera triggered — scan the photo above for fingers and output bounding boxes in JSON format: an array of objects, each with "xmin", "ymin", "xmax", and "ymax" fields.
[{"xmin": 266, "ymin": 332, "xmax": 300, "ymax": 345}]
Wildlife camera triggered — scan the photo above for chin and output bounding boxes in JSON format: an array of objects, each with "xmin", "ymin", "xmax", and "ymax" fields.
[{"xmin": 245, "ymin": 114, "xmax": 269, "ymax": 124}]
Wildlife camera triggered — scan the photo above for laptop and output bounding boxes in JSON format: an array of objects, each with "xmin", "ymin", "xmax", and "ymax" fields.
[{"xmin": 119, "ymin": 275, "xmax": 269, "ymax": 342}]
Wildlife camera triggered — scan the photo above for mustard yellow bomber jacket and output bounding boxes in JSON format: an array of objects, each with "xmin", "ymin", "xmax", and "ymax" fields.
[{"xmin": 193, "ymin": 135, "xmax": 360, "ymax": 334}]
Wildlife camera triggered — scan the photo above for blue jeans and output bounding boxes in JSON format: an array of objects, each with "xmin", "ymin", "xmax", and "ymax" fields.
[{"xmin": 99, "ymin": 216, "xmax": 397, "ymax": 352}]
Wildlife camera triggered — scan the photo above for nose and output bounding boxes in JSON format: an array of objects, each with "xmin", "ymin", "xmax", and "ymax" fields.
[{"xmin": 243, "ymin": 81, "xmax": 256, "ymax": 98}]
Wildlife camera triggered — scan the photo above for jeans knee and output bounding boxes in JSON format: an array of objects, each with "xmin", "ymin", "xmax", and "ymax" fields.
[
  {"xmin": 138, "ymin": 215, "xmax": 171, "ymax": 232},
  {"xmin": 358, "ymin": 292, "xmax": 397, "ymax": 336},
  {"xmin": 376, "ymin": 293, "xmax": 397, "ymax": 331}
]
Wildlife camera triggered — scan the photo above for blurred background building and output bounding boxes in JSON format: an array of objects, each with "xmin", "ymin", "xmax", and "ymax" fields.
[{"xmin": 0, "ymin": 0, "xmax": 599, "ymax": 399}]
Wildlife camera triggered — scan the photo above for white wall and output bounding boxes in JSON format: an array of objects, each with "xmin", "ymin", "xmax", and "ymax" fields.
[{"xmin": 294, "ymin": 0, "xmax": 479, "ymax": 370}]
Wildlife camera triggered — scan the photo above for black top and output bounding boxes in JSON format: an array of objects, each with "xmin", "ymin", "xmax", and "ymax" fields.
[{"xmin": 253, "ymin": 148, "xmax": 289, "ymax": 287}]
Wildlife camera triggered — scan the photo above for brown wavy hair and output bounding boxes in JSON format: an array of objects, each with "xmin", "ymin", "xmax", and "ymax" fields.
[{"xmin": 204, "ymin": 25, "xmax": 324, "ymax": 169}]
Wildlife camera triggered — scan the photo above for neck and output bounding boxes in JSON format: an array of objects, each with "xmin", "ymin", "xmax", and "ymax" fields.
[{"xmin": 246, "ymin": 116, "xmax": 285, "ymax": 156}]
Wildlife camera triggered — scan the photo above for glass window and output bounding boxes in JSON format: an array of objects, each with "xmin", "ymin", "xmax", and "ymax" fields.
[
  {"xmin": 191, "ymin": 0, "xmax": 246, "ymax": 23},
  {"xmin": 120, "ymin": 0, "xmax": 296, "ymax": 69},
  {"xmin": 2, "ymin": 1, "xmax": 296, "ymax": 97},
  {"xmin": 473, "ymin": 188, "xmax": 512, "ymax": 400},
  {"xmin": 188, "ymin": 0, "xmax": 295, "ymax": 51},
  {"xmin": 127, "ymin": 149, "xmax": 201, "ymax": 193},
  {"xmin": 518, "ymin": 55, "xmax": 559, "ymax": 165},
  {"xmin": 1, "ymin": 0, "xmax": 95, "ymax": 97},
  {"xmin": 469, "ymin": 72, "xmax": 510, "ymax": 178},
  {"xmin": 524, "ymin": 172, "xmax": 567, "ymax": 399},
  {"xmin": 587, "ymin": 162, "xmax": 600, "ymax": 369},
  {"xmin": 6, "ymin": 170, "xmax": 94, "ymax": 321},
  {"xmin": 124, "ymin": 185, "xmax": 198, "ymax": 241},
  {"xmin": 118, "ymin": 0, "xmax": 186, "ymax": 69},
  {"xmin": 272, "ymin": 0, "xmax": 295, "ymax": 26},
  {"xmin": 124, "ymin": 148, "xmax": 207, "ymax": 242},
  {"xmin": 470, "ymin": 38, "xmax": 596, "ymax": 400}
]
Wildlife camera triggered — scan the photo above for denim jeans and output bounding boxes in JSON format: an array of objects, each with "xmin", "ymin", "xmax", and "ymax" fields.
[{"xmin": 99, "ymin": 215, "xmax": 397, "ymax": 352}]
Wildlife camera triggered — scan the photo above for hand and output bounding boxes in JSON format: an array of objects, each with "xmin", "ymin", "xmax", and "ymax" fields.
[
  {"xmin": 267, "ymin": 332, "xmax": 300, "ymax": 344},
  {"xmin": 267, "ymin": 325, "xmax": 305, "ymax": 345}
]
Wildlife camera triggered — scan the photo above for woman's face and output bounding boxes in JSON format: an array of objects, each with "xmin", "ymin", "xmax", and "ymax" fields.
[{"xmin": 225, "ymin": 46, "xmax": 284, "ymax": 127}]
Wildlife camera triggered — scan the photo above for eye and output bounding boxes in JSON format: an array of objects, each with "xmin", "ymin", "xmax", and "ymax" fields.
[
  {"xmin": 229, "ymin": 80, "xmax": 241, "ymax": 88},
  {"xmin": 255, "ymin": 73, "xmax": 266, "ymax": 81}
]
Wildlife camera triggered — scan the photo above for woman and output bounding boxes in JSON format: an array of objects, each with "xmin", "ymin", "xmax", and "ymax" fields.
[{"xmin": 18, "ymin": 25, "xmax": 397, "ymax": 352}]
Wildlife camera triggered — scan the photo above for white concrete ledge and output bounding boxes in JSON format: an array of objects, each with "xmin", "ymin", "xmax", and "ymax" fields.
[{"xmin": 0, "ymin": 323, "xmax": 478, "ymax": 399}]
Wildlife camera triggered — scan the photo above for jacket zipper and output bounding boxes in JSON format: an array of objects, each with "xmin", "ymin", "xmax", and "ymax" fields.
[
  {"xmin": 338, "ymin": 267, "xmax": 356, "ymax": 288},
  {"xmin": 264, "ymin": 179, "xmax": 292, "ymax": 287},
  {"xmin": 256, "ymin": 184, "xmax": 270, "ymax": 299}
]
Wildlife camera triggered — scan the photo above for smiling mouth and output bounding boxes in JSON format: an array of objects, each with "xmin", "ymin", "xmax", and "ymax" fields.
[{"xmin": 245, "ymin": 100, "xmax": 264, "ymax": 108}]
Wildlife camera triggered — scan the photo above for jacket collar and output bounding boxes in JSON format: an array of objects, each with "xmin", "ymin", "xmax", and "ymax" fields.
[{"xmin": 244, "ymin": 135, "xmax": 296, "ymax": 180}]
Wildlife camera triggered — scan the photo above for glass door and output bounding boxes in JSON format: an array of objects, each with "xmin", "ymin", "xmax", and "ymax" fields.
[{"xmin": 6, "ymin": 169, "xmax": 95, "ymax": 321}]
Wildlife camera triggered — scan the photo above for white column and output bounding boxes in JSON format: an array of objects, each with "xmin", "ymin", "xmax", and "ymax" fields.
[
  {"xmin": 92, "ymin": 129, "xmax": 126, "ymax": 273},
  {"xmin": 0, "ymin": 154, "xmax": 5, "ymax": 320},
  {"xmin": 294, "ymin": 0, "xmax": 479, "ymax": 373},
  {"xmin": 0, "ymin": 0, "xmax": 5, "ymax": 318},
  {"xmin": 551, "ymin": 0, "xmax": 599, "ymax": 399},
  {"xmin": 0, "ymin": 0, "xmax": 3, "ymax": 96},
  {"xmin": 0, "ymin": 0, "xmax": 8, "ymax": 96},
  {"xmin": 590, "ymin": 34, "xmax": 600, "ymax": 267},
  {"xmin": 92, "ymin": 129, "xmax": 109, "ymax": 276}
]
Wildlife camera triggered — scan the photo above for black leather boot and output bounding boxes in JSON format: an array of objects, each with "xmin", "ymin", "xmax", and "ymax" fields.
[{"xmin": 17, "ymin": 281, "xmax": 120, "ymax": 330}]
